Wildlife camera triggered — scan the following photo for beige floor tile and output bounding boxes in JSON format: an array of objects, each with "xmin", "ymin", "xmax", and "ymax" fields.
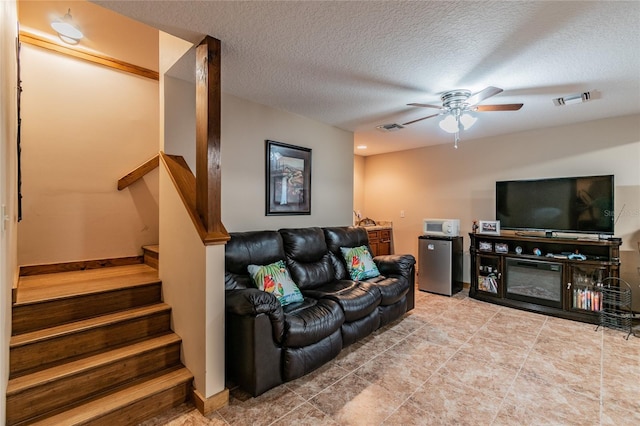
[
  {"xmin": 530, "ymin": 333, "xmax": 601, "ymax": 365},
  {"xmin": 503, "ymin": 373, "xmax": 600, "ymax": 424},
  {"xmin": 518, "ymin": 350, "xmax": 600, "ymax": 400},
  {"xmin": 407, "ymin": 372, "xmax": 502, "ymax": 426},
  {"xmin": 437, "ymin": 351, "xmax": 520, "ymax": 400},
  {"xmin": 310, "ymin": 373, "xmax": 405, "ymax": 425},
  {"xmin": 270, "ymin": 402, "xmax": 339, "ymax": 426},
  {"xmin": 475, "ymin": 321, "xmax": 539, "ymax": 349},
  {"xmin": 144, "ymin": 290, "xmax": 640, "ymax": 426},
  {"xmin": 458, "ymin": 334, "xmax": 530, "ymax": 370},
  {"xmin": 381, "ymin": 400, "xmax": 434, "ymax": 426},
  {"xmin": 285, "ymin": 362, "xmax": 350, "ymax": 400},
  {"xmin": 217, "ymin": 385, "xmax": 306, "ymax": 426}
]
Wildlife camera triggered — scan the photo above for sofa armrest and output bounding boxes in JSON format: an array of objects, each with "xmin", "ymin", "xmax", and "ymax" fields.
[
  {"xmin": 226, "ymin": 288, "xmax": 285, "ymax": 343},
  {"xmin": 374, "ymin": 254, "xmax": 416, "ymax": 311},
  {"xmin": 374, "ymin": 254, "xmax": 416, "ymax": 277}
]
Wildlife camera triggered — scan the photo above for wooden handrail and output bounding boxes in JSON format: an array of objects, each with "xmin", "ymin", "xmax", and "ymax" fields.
[
  {"xmin": 160, "ymin": 152, "xmax": 229, "ymax": 245},
  {"xmin": 19, "ymin": 31, "xmax": 159, "ymax": 81},
  {"xmin": 117, "ymin": 154, "xmax": 160, "ymax": 190}
]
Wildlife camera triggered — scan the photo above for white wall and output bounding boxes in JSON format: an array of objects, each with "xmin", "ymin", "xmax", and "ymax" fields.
[
  {"xmin": 17, "ymin": 44, "xmax": 160, "ymax": 266},
  {"xmin": 1, "ymin": 2, "xmax": 18, "ymax": 422},
  {"xmin": 362, "ymin": 115, "xmax": 640, "ymax": 302}
]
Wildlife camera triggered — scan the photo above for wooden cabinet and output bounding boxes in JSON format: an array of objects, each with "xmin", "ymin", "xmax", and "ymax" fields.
[
  {"xmin": 367, "ymin": 228, "xmax": 392, "ymax": 256},
  {"xmin": 469, "ymin": 233, "xmax": 621, "ymax": 324}
]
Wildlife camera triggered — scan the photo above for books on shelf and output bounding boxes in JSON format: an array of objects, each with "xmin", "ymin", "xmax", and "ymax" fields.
[
  {"xmin": 478, "ymin": 274, "xmax": 498, "ymax": 293},
  {"xmin": 572, "ymin": 287, "xmax": 602, "ymax": 312}
]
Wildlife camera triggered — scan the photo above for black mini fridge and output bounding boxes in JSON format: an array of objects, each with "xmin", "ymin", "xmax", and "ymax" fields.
[{"xmin": 418, "ymin": 235, "xmax": 463, "ymax": 296}]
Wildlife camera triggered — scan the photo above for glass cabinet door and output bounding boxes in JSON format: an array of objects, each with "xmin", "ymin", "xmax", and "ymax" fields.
[
  {"xmin": 477, "ymin": 255, "xmax": 500, "ymax": 295},
  {"xmin": 568, "ymin": 265, "xmax": 607, "ymax": 312}
]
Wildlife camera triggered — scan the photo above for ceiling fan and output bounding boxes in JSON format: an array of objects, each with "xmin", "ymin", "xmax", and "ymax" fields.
[{"xmin": 403, "ymin": 86, "xmax": 523, "ymax": 148}]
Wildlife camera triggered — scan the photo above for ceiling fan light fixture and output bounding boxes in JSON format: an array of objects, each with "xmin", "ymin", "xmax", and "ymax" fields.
[
  {"xmin": 439, "ymin": 115, "xmax": 459, "ymax": 133},
  {"xmin": 51, "ymin": 9, "xmax": 83, "ymax": 44},
  {"xmin": 460, "ymin": 113, "xmax": 477, "ymax": 129}
]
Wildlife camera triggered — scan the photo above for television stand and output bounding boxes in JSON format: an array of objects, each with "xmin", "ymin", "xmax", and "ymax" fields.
[{"xmin": 469, "ymin": 233, "xmax": 622, "ymax": 323}]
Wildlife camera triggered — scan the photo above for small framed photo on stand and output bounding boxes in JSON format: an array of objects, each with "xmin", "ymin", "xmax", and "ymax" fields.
[
  {"xmin": 495, "ymin": 242, "xmax": 509, "ymax": 253},
  {"xmin": 478, "ymin": 220, "xmax": 500, "ymax": 235}
]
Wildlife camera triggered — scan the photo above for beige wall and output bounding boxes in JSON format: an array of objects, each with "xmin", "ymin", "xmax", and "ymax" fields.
[
  {"xmin": 158, "ymin": 165, "xmax": 207, "ymax": 395},
  {"xmin": 361, "ymin": 115, "xmax": 640, "ymax": 300},
  {"xmin": 17, "ymin": 44, "xmax": 160, "ymax": 265},
  {"xmin": 1, "ymin": 2, "xmax": 19, "ymax": 422},
  {"xmin": 353, "ymin": 154, "xmax": 365, "ymax": 224},
  {"xmin": 221, "ymin": 94, "xmax": 354, "ymax": 231},
  {"xmin": 159, "ymin": 32, "xmax": 226, "ymax": 400}
]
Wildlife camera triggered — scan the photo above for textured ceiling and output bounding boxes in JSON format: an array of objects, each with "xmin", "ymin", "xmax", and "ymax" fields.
[{"xmin": 91, "ymin": 0, "xmax": 640, "ymax": 155}]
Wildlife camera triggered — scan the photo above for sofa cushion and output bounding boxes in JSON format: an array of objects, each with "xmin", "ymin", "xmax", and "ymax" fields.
[
  {"xmin": 248, "ymin": 260, "xmax": 304, "ymax": 306},
  {"xmin": 340, "ymin": 245, "xmax": 380, "ymax": 280},
  {"xmin": 364, "ymin": 275, "xmax": 409, "ymax": 306},
  {"xmin": 323, "ymin": 226, "xmax": 372, "ymax": 280},
  {"xmin": 303, "ymin": 280, "xmax": 381, "ymax": 322},
  {"xmin": 282, "ymin": 298, "xmax": 344, "ymax": 347},
  {"xmin": 279, "ymin": 227, "xmax": 336, "ymax": 289},
  {"xmin": 225, "ymin": 231, "xmax": 287, "ymax": 290}
]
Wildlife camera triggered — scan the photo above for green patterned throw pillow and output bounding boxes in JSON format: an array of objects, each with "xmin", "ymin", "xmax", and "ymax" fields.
[
  {"xmin": 247, "ymin": 260, "xmax": 304, "ymax": 306},
  {"xmin": 340, "ymin": 246, "xmax": 380, "ymax": 280}
]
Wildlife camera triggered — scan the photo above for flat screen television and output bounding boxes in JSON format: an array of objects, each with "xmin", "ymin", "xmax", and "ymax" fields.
[{"xmin": 496, "ymin": 175, "xmax": 614, "ymax": 236}]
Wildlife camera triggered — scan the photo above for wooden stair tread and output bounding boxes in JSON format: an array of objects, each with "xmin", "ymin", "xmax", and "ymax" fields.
[
  {"xmin": 16, "ymin": 264, "xmax": 159, "ymax": 305},
  {"xmin": 10, "ymin": 303, "xmax": 170, "ymax": 348},
  {"xmin": 7, "ymin": 333, "xmax": 181, "ymax": 395},
  {"xmin": 142, "ymin": 245, "xmax": 159, "ymax": 254},
  {"xmin": 30, "ymin": 367, "xmax": 193, "ymax": 426}
]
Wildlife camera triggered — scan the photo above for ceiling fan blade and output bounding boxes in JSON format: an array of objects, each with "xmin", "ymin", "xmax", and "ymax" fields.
[
  {"xmin": 475, "ymin": 103, "xmax": 523, "ymax": 111},
  {"xmin": 402, "ymin": 113, "xmax": 441, "ymax": 126},
  {"xmin": 407, "ymin": 103, "xmax": 443, "ymax": 109},
  {"xmin": 466, "ymin": 86, "xmax": 503, "ymax": 106}
]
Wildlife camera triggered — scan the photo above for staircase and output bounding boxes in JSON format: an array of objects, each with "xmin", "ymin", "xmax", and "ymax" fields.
[{"xmin": 6, "ymin": 261, "xmax": 192, "ymax": 425}]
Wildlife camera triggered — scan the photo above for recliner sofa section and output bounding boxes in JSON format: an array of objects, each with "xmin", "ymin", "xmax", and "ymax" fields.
[{"xmin": 224, "ymin": 226, "xmax": 416, "ymax": 396}]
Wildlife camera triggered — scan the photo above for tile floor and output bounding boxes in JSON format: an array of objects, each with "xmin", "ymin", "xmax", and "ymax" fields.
[{"xmin": 142, "ymin": 288, "xmax": 640, "ymax": 425}]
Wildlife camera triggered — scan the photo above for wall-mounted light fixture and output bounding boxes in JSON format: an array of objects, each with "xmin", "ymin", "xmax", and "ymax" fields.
[{"xmin": 51, "ymin": 8, "xmax": 83, "ymax": 45}]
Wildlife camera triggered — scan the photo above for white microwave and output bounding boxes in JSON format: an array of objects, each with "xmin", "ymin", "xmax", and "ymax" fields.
[{"xmin": 423, "ymin": 218, "xmax": 460, "ymax": 237}]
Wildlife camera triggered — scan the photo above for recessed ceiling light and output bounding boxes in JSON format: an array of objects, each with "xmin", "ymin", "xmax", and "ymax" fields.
[{"xmin": 356, "ymin": 145, "xmax": 367, "ymax": 149}]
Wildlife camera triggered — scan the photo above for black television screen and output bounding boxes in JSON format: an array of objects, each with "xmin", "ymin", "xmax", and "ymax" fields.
[{"xmin": 496, "ymin": 175, "xmax": 614, "ymax": 235}]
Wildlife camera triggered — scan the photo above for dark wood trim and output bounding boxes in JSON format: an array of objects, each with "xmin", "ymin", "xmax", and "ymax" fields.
[
  {"xmin": 19, "ymin": 31, "xmax": 159, "ymax": 81},
  {"xmin": 160, "ymin": 152, "xmax": 229, "ymax": 245},
  {"xmin": 118, "ymin": 154, "xmax": 160, "ymax": 190},
  {"xmin": 195, "ymin": 36, "xmax": 224, "ymax": 235},
  {"xmin": 19, "ymin": 256, "xmax": 144, "ymax": 277}
]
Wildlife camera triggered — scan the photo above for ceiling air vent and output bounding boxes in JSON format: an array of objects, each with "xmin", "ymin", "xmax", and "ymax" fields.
[
  {"xmin": 553, "ymin": 91, "xmax": 592, "ymax": 106},
  {"xmin": 376, "ymin": 123, "xmax": 405, "ymax": 132}
]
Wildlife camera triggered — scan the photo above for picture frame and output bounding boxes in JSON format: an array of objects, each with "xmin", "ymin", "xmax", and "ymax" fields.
[
  {"xmin": 265, "ymin": 140, "xmax": 311, "ymax": 215},
  {"xmin": 495, "ymin": 242, "xmax": 509, "ymax": 253},
  {"xmin": 478, "ymin": 220, "xmax": 500, "ymax": 235},
  {"xmin": 479, "ymin": 241, "xmax": 493, "ymax": 252}
]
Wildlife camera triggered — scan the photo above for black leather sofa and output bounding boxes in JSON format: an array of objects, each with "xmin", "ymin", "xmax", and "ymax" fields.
[{"xmin": 224, "ymin": 226, "xmax": 416, "ymax": 396}]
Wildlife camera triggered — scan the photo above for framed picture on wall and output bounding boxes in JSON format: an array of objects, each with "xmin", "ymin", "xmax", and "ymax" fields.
[{"xmin": 265, "ymin": 140, "xmax": 311, "ymax": 215}]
